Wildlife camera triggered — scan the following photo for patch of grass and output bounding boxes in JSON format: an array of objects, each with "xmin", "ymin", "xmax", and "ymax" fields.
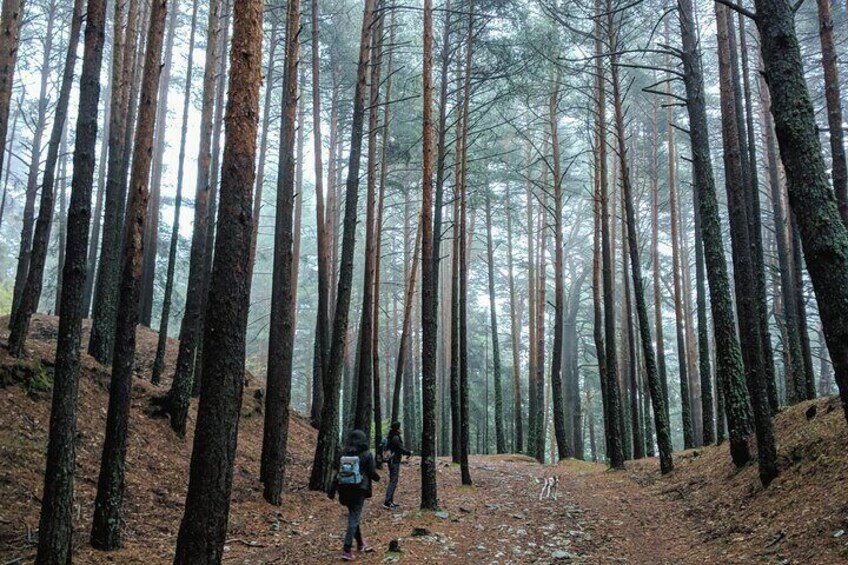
[{"xmin": 0, "ymin": 360, "xmax": 53, "ymax": 396}]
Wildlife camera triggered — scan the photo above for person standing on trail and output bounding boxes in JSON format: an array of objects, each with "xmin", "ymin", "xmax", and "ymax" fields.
[
  {"xmin": 382, "ymin": 421, "xmax": 413, "ymax": 509},
  {"xmin": 328, "ymin": 429, "xmax": 380, "ymax": 561}
]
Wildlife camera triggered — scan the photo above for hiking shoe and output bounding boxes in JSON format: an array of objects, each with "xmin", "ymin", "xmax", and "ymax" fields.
[
  {"xmin": 382, "ymin": 502, "xmax": 393, "ymax": 509},
  {"xmin": 389, "ymin": 502, "xmax": 400, "ymax": 508},
  {"xmin": 342, "ymin": 551, "xmax": 355, "ymax": 561},
  {"xmin": 358, "ymin": 543, "xmax": 374, "ymax": 553}
]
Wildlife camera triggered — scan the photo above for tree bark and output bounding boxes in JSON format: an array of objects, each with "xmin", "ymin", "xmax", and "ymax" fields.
[
  {"xmin": 308, "ymin": 0, "xmax": 377, "ymax": 492},
  {"xmin": 91, "ymin": 0, "xmax": 169, "ymax": 548},
  {"xmin": 0, "ymin": 0, "xmax": 23, "ymax": 233},
  {"xmin": 677, "ymin": 0, "xmax": 753, "ymax": 467},
  {"xmin": 164, "ymin": 0, "xmax": 221, "ymax": 436},
  {"xmin": 260, "ymin": 0, "xmax": 299, "ymax": 506},
  {"xmin": 485, "ymin": 189, "xmax": 507, "ymax": 454},
  {"xmin": 152, "ymin": 0, "xmax": 199, "ymax": 385},
  {"xmin": 172, "ymin": 1, "xmax": 263, "ymax": 559},
  {"xmin": 34, "ymin": 0, "xmax": 108, "ymax": 560},
  {"xmin": 8, "ymin": 0, "xmax": 84, "ymax": 357},
  {"xmin": 716, "ymin": 5, "xmax": 777, "ymax": 486}
]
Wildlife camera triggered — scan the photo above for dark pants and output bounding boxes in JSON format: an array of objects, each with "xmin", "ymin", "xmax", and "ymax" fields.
[
  {"xmin": 344, "ymin": 497, "xmax": 365, "ymax": 551},
  {"xmin": 384, "ymin": 459, "xmax": 400, "ymax": 504}
]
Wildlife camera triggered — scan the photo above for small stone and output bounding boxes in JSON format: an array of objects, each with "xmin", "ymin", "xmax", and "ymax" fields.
[
  {"xmin": 552, "ymin": 550, "xmax": 576, "ymax": 560},
  {"xmin": 412, "ymin": 527, "xmax": 431, "ymax": 537},
  {"xmin": 834, "ymin": 529, "xmax": 845, "ymax": 538},
  {"xmin": 435, "ymin": 510, "xmax": 449, "ymax": 520}
]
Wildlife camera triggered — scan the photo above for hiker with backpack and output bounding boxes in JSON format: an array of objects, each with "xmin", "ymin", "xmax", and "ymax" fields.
[
  {"xmin": 328, "ymin": 429, "xmax": 380, "ymax": 561},
  {"xmin": 382, "ymin": 421, "xmax": 413, "ymax": 509}
]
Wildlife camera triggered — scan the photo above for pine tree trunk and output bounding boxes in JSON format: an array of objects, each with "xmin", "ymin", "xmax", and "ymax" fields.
[
  {"xmin": 309, "ymin": 0, "xmax": 377, "ymax": 492},
  {"xmin": 91, "ymin": 0, "xmax": 169, "ymax": 548},
  {"xmin": 716, "ymin": 5, "xmax": 777, "ymax": 486},
  {"xmin": 506, "ymin": 183, "xmax": 524, "ymax": 453},
  {"xmin": 599, "ymin": 0, "xmax": 625, "ymax": 469},
  {"xmin": 139, "ymin": 0, "xmax": 181, "ymax": 327},
  {"xmin": 8, "ymin": 0, "xmax": 84, "ymax": 357},
  {"xmin": 0, "ymin": 0, "xmax": 23, "ymax": 231},
  {"xmin": 164, "ymin": 0, "xmax": 221, "ymax": 436},
  {"xmin": 53, "ymin": 129, "xmax": 69, "ymax": 315},
  {"xmin": 260, "ymin": 0, "xmax": 300, "ymax": 506},
  {"xmin": 650, "ymin": 104, "xmax": 669, "ymax": 424},
  {"xmin": 0, "ymin": 105, "xmax": 18, "ymax": 234},
  {"xmin": 591, "ymin": 137, "xmax": 607, "ymax": 461},
  {"xmin": 34, "ymin": 0, "xmax": 108, "ymax": 560},
  {"xmin": 152, "ymin": 0, "xmax": 199, "ymax": 385},
  {"xmin": 693, "ymin": 168, "xmax": 715, "ymax": 444},
  {"xmin": 172, "ymin": 1, "xmax": 262, "ymax": 559},
  {"xmin": 753, "ymin": 0, "xmax": 848, "ymax": 420},
  {"xmin": 816, "ymin": 0, "xmax": 848, "ymax": 226},
  {"xmin": 678, "ymin": 0, "xmax": 753, "ymax": 467},
  {"xmin": 485, "ymin": 190, "xmax": 507, "ymax": 454},
  {"xmin": 88, "ymin": 0, "xmax": 142, "ymax": 365},
  {"xmin": 11, "ymin": 3, "xmax": 56, "ymax": 322}
]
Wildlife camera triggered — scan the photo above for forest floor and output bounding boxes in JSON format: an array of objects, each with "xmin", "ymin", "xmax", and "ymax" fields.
[{"xmin": 1, "ymin": 315, "xmax": 848, "ymax": 564}]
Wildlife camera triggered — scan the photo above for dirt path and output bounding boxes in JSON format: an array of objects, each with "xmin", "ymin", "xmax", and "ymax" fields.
[{"xmin": 243, "ymin": 455, "xmax": 697, "ymax": 564}]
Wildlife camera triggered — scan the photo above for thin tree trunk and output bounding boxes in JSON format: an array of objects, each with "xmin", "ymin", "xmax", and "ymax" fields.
[
  {"xmin": 152, "ymin": 0, "xmax": 199, "ymax": 385},
  {"xmin": 11, "ymin": 2, "xmax": 57, "ymax": 321},
  {"xmin": 139, "ymin": 0, "xmax": 181, "ymax": 327},
  {"xmin": 716, "ymin": 5, "xmax": 777, "ymax": 486},
  {"xmin": 90, "ymin": 0, "xmax": 169, "ymax": 548},
  {"xmin": 34, "ymin": 0, "xmax": 108, "ymax": 560},
  {"xmin": 506, "ymin": 183, "xmax": 524, "ymax": 453},
  {"xmin": 0, "ymin": 104, "xmax": 19, "ymax": 233},
  {"xmin": 0, "ymin": 0, "xmax": 23, "ymax": 231},
  {"xmin": 309, "ymin": 0, "xmax": 377, "ymax": 492},
  {"xmin": 260, "ymin": 0, "xmax": 299, "ymax": 505},
  {"xmin": 88, "ymin": 0, "xmax": 142, "ymax": 365},
  {"xmin": 678, "ymin": 0, "xmax": 752, "ymax": 467},
  {"xmin": 8, "ymin": 0, "xmax": 84, "ymax": 356},
  {"xmin": 485, "ymin": 189, "xmax": 506, "ymax": 454},
  {"xmin": 172, "ymin": 1, "xmax": 262, "ymax": 559},
  {"xmin": 164, "ymin": 0, "xmax": 221, "ymax": 436}
]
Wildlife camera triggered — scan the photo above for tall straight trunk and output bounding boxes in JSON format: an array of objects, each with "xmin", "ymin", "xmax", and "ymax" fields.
[
  {"xmin": 139, "ymin": 0, "xmax": 181, "ymax": 327},
  {"xmin": 667, "ymin": 100, "xmax": 694, "ymax": 449},
  {"xmin": 598, "ymin": 0, "xmax": 625, "ymax": 469},
  {"xmin": 165, "ymin": 0, "xmax": 221, "ymax": 436},
  {"xmin": 548, "ymin": 71, "xmax": 569, "ymax": 461},
  {"xmin": 816, "ymin": 0, "xmax": 848, "ymax": 225},
  {"xmin": 457, "ymin": 3, "xmax": 474, "ymax": 484},
  {"xmin": 392, "ymin": 214, "xmax": 422, "ymax": 422},
  {"xmin": 790, "ymin": 218, "xmax": 816, "ymax": 399},
  {"xmin": 534, "ymin": 182, "xmax": 547, "ymax": 463},
  {"xmin": 173, "ymin": 2, "xmax": 262, "ymax": 559},
  {"xmin": 609, "ymin": 8, "xmax": 673, "ymax": 473},
  {"xmin": 88, "ymin": 0, "xmax": 141, "ymax": 365},
  {"xmin": 91, "ymin": 0, "xmax": 169, "ymax": 548},
  {"xmin": 716, "ymin": 5, "xmax": 777, "ymax": 487},
  {"xmin": 82, "ymin": 20, "xmax": 114, "ymax": 317},
  {"xmin": 506, "ymin": 184, "xmax": 524, "ymax": 453},
  {"xmin": 526, "ymin": 146, "xmax": 537, "ymax": 458},
  {"xmin": 152, "ymin": 0, "xmax": 199, "ymax": 385},
  {"xmin": 591, "ymin": 137, "xmax": 607, "ymax": 461},
  {"xmin": 758, "ymin": 52, "xmax": 805, "ymax": 403},
  {"xmin": 373, "ymin": 12, "xmax": 394, "ymax": 457},
  {"xmin": 693, "ymin": 165, "xmax": 714, "ymax": 444},
  {"xmin": 0, "ymin": 0, "xmax": 23, "ymax": 229},
  {"xmin": 11, "ymin": 3, "xmax": 56, "ymax": 321},
  {"xmin": 420, "ymin": 0, "xmax": 439, "ymax": 507},
  {"xmin": 734, "ymin": 15, "xmax": 778, "ymax": 413},
  {"xmin": 622, "ymin": 216, "xmax": 643, "ymax": 459},
  {"xmin": 259, "ymin": 0, "xmax": 299, "ymax": 506},
  {"xmin": 564, "ymin": 273, "xmax": 585, "ymax": 458},
  {"xmin": 753, "ymin": 0, "xmax": 848, "ymax": 422},
  {"xmin": 651, "ymin": 104, "xmax": 669, "ymax": 422},
  {"xmin": 54, "ymin": 128, "xmax": 69, "ymax": 315},
  {"xmin": 485, "ymin": 190, "xmax": 506, "ymax": 454},
  {"xmin": 450, "ymin": 139, "xmax": 463, "ymax": 462},
  {"xmin": 677, "ymin": 0, "xmax": 752, "ymax": 467},
  {"xmin": 193, "ymin": 0, "xmax": 232, "ymax": 396},
  {"xmin": 8, "ymin": 0, "xmax": 84, "ymax": 357},
  {"xmin": 354, "ymin": 9, "xmax": 384, "ymax": 436},
  {"xmin": 33, "ymin": 0, "xmax": 108, "ymax": 560},
  {"xmin": 309, "ymin": 0, "xmax": 377, "ymax": 491},
  {"xmin": 310, "ymin": 0, "xmax": 329, "ymax": 429}
]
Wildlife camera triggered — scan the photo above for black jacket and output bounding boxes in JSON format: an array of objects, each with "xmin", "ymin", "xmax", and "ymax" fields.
[{"xmin": 387, "ymin": 430, "xmax": 412, "ymax": 463}]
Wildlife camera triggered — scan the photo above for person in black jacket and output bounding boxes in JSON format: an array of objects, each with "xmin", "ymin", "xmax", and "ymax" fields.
[
  {"xmin": 382, "ymin": 421, "xmax": 412, "ymax": 509},
  {"xmin": 328, "ymin": 429, "xmax": 380, "ymax": 561}
]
